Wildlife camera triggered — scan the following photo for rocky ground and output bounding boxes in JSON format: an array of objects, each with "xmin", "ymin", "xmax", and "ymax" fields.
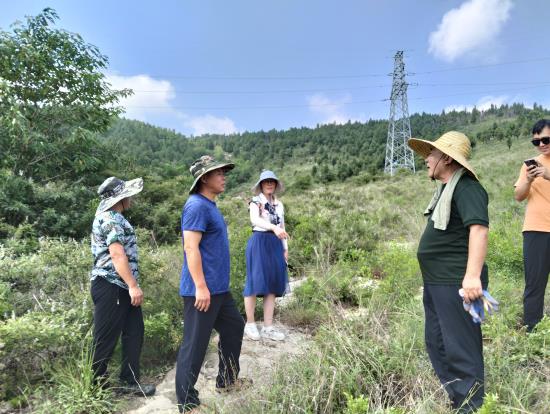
[{"xmin": 123, "ymin": 280, "xmax": 309, "ymax": 414}]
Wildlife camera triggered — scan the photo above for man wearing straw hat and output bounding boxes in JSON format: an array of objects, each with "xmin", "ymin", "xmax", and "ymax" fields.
[
  {"xmin": 175, "ymin": 156, "xmax": 249, "ymax": 413},
  {"xmin": 408, "ymin": 131, "xmax": 489, "ymax": 413},
  {"xmin": 91, "ymin": 176, "xmax": 155, "ymax": 396}
]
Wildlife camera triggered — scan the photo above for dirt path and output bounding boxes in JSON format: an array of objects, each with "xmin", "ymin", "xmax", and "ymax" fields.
[{"xmin": 124, "ymin": 280, "xmax": 309, "ymax": 414}]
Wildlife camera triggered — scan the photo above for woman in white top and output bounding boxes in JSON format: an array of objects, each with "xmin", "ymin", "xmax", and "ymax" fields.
[{"xmin": 243, "ymin": 170, "xmax": 289, "ymax": 341}]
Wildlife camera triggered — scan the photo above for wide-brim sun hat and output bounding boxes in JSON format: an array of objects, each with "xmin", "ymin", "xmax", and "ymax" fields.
[
  {"xmin": 189, "ymin": 155, "xmax": 235, "ymax": 194},
  {"xmin": 407, "ymin": 131, "xmax": 478, "ymax": 180},
  {"xmin": 252, "ymin": 170, "xmax": 285, "ymax": 195},
  {"xmin": 95, "ymin": 176, "xmax": 143, "ymax": 216}
]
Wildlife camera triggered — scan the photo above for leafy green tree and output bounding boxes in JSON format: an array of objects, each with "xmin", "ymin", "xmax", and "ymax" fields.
[{"xmin": 0, "ymin": 8, "xmax": 130, "ymax": 182}]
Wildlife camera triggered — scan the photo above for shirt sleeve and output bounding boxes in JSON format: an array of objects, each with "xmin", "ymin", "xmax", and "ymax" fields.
[
  {"xmin": 454, "ymin": 180, "xmax": 489, "ymax": 228},
  {"xmin": 514, "ymin": 163, "xmax": 527, "ymax": 187},
  {"xmin": 100, "ymin": 216, "xmax": 126, "ymax": 246},
  {"xmin": 182, "ymin": 201, "xmax": 208, "ymax": 232},
  {"xmin": 278, "ymin": 201, "xmax": 288, "ymax": 251},
  {"xmin": 249, "ymin": 201, "xmax": 276, "ymax": 231}
]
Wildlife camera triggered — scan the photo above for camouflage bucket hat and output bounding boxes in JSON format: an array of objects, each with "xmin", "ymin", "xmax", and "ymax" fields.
[
  {"xmin": 188, "ymin": 155, "xmax": 235, "ymax": 194},
  {"xmin": 95, "ymin": 176, "xmax": 143, "ymax": 216}
]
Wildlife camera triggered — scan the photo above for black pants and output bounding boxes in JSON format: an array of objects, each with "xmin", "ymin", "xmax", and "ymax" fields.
[
  {"xmin": 523, "ymin": 231, "xmax": 550, "ymax": 332},
  {"xmin": 423, "ymin": 284, "xmax": 484, "ymax": 413},
  {"xmin": 91, "ymin": 277, "xmax": 144, "ymax": 385},
  {"xmin": 175, "ymin": 292, "xmax": 244, "ymax": 410}
]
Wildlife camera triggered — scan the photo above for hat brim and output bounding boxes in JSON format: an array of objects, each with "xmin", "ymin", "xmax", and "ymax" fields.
[
  {"xmin": 189, "ymin": 162, "xmax": 235, "ymax": 194},
  {"xmin": 408, "ymin": 138, "xmax": 478, "ymax": 180},
  {"xmin": 95, "ymin": 178, "xmax": 143, "ymax": 216},
  {"xmin": 252, "ymin": 178, "xmax": 285, "ymax": 195}
]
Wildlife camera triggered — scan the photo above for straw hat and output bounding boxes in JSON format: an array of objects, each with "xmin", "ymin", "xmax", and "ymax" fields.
[
  {"xmin": 95, "ymin": 176, "xmax": 143, "ymax": 216},
  {"xmin": 407, "ymin": 131, "xmax": 478, "ymax": 180},
  {"xmin": 252, "ymin": 170, "xmax": 285, "ymax": 195},
  {"xmin": 188, "ymin": 155, "xmax": 235, "ymax": 194}
]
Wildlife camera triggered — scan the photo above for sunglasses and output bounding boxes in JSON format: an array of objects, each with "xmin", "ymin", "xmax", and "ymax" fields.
[{"xmin": 531, "ymin": 137, "xmax": 550, "ymax": 146}]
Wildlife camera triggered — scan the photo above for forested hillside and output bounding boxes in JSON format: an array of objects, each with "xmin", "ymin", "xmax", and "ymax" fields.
[{"xmin": 2, "ymin": 9, "xmax": 550, "ymax": 413}]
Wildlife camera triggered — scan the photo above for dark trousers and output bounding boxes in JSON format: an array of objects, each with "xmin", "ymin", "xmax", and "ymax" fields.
[
  {"xmin": 423, "ymin": 284, "xmax": 484, "ymax": 413},
  {"xmin": 523, "ymin": 231, "xmax": 550, "ymax": 331},
  {"xmin": 91, "ymin": 277, "xmax": 144, "ymax": 384},
  {"xmin": 175, "ymin": 292, "xmax": 244, "ymax": 410}
]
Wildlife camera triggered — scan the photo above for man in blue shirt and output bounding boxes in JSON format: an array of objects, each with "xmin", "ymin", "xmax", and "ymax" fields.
[{"xmin": 175, "ymin": 156, "xmax": 249, "ymax": 412}]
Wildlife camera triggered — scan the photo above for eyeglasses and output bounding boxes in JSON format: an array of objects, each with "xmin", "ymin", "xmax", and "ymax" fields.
[{"xmin": 531, "ymin": 137, "xmax": 550, "ymax": 146}]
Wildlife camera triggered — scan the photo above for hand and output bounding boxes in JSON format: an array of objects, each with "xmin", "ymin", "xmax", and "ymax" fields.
[
  {"xmin": 284, "ymin": 250, "xmax": 288, "ymax": 262},
  {"xmin": 462, "ymin": 275, "xmax": 482, "ymax": 304},
  {"xmin": 273, "ymin": 226, "xmax": 288, "ymax": 240},
  {"xmin": 129, "ymin": 285, "xmax": 144, "ymax": 307},
  {"xmin": 527, "ymin": 164, "xmax": 548, "ymax": 181},
  {"xmin": 526, "ymin": 164, "xmax": 538, "ymax": 182},
  {"xmin": 195, "ymin": 285, "xmax": 211, "ymax": 312}
]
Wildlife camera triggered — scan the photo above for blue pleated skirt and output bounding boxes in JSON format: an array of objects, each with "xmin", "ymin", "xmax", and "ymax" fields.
[{"xmin": 243, "ymin": 231, "xmax": 289, "ymax": 297}]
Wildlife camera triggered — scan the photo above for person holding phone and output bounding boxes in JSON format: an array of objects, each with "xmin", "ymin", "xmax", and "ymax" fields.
[{"xmin": 514, "ymin": 119, "xmax": 550, "ymax": 332}]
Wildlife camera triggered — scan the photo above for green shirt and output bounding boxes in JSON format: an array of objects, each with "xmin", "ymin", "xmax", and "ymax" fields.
[{"xmin": 417, "ymin": 175, "xmax": 489, "ymax": 286}]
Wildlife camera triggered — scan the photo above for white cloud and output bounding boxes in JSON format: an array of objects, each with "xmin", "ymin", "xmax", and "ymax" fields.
[
  {"xmin": 444, "ymin": 94, "xmax": 508, "ymax": 112},
  {"xmin": 106, "ymin": 73, "xmax": 238, "ymax": 136},
  {"xmin": 106, "ymin": 74, "xmax": 176, "ymax": 119},
  {"xmin": 307, "ymin": 93, "xmax": 363, "ymax": 125},
  {"xmin": 428, "ymin": 0, "xmax": 512, "ymax": 62},
  {"xmin": 182, "ymin": 114, "xmax": 238, "ymax": 136}
]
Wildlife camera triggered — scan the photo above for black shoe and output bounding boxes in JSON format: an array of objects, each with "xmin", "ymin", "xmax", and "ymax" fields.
[{"xmin": 117, "ymin": 383, "xmax": 156, "ymax": 397}]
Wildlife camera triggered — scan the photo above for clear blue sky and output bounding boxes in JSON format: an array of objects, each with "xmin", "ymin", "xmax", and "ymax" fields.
[{"xmin": 2, "ymin": 0, "xmax": 548, "ymax": 136}]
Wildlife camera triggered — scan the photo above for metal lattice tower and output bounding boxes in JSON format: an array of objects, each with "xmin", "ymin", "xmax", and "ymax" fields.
[{"xmin": 384, "ymin": 51, "xmax": 415, "ymax": 175}]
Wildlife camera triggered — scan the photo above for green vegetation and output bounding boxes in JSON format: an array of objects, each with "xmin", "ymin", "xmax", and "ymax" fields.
[{"xmin": 1, "ymin": 8, "xmax": 549, "ymax": 414}]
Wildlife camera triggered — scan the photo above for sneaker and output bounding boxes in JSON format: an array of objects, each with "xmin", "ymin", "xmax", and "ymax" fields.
[
  {"xmin": 244, "ymin": 322, "xmax": 261, "ymax": 340},
  {"xmin": 117, "ymin": 383, "xmax": 156, "ymax": 397},
  {"xmin": 261, "ymin": 326, "xmax": 285, "ymax": 341},
  {"xmin": 215, "ymin": 377, "xmax": 253, "ymax": 393}
]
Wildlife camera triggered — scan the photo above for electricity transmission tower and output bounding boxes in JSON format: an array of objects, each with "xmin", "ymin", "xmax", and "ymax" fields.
[{"xmin": 384, "ymin": 51, "xmax": 415, "ymax": 175}]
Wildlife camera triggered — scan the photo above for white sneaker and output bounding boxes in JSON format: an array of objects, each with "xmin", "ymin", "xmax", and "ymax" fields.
[
  {"xmin": 260, "ymin": 326, "xmax": 285, "ymax": 341},
  {"xmin": 244, "ymin": 323, "xmax": 260, "ymax": 341}
]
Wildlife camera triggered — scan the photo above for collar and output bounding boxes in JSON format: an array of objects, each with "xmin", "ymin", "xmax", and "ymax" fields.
[{"xmin": 258, "ymin": 192, "xmax": 278, "ymax": 205}]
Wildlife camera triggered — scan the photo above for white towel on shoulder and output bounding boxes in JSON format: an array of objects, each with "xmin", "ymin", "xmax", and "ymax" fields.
[{"xmin": 424, "ymin": 168, "xmax": 465, "ymax": 230}]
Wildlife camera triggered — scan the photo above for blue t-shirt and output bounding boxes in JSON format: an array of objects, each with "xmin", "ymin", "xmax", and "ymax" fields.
[{"xmin": 180, "ymin": 194, "xmax": 231, "ymax": 296}]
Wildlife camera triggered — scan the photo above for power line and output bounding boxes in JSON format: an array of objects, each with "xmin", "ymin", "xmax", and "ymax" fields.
[
  {"xmin": 111, "ymin": 56, "xmax": 550, "ymax": 81},
  {"xmin": 122, "ymin": 83, "xmax": 550, "ymax": 111},
  {"xmin": 129, "ymin": 80, "xmax": 550, "ymax": 94}
]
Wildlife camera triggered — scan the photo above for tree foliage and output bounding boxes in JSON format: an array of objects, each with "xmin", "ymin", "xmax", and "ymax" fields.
[{"xmin": 0, "ymin": 7, "xmax": 130, "ymax": 182}]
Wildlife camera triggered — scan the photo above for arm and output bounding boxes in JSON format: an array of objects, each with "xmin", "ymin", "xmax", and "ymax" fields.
[
  {"xmin": 514, "ymin": 164, "xmax": 535, "ymax": 202},
  {"xmin": 183, "ymin": 230, "xmax": 210, "ymax": 312},
  {"xmin": 250, "ymin": 202, "xmax": 288, "ymax": 240},
  {"xmin": 462, "ymin": 224, "xmax": 488, "ymax": 303},
  {"xmin": 281, "ymin": 215, "xmax": 288, "ymax": 261},
  {"xmin": 109, "ymin": 242, "xmax": 143, "ymax": 306}
]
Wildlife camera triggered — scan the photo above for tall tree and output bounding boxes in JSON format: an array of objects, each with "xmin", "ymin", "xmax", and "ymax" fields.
[{"xmin": 0, "ymin": 8, "xmax": 131, "ymax": 182}]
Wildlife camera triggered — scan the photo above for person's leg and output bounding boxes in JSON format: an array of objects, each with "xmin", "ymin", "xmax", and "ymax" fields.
[
  {"xmin": 430, "ymin": 285, "xmax": 484, "ymax": 413},
  {"xmin": 262, "ymin": 294, "xmax": 276, "ymax": 327},
  {"xmin": 213, "ymin": 293, "xmax": 245, "ymax": 388},
  {"xmin": 175, "ymin": 295, "xmax": 222, "ymax": 411},
  {"xmin": 119, "ymin": 292, "xmax": 144, "ymax": 385},
  {"xmin": 244, "ymin": 295, "xmax": 256, "ymax": 323},
  {"xmin": 91, "ymin": 277, "xmax": 128, "ymax": 383},
  {"xmin": 423, "ymin": 284, "xmax": 454, "ymax": 392},
  {"xmin": 523, "ymin": 232, "xmax": 550, "ymax": 332}
]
